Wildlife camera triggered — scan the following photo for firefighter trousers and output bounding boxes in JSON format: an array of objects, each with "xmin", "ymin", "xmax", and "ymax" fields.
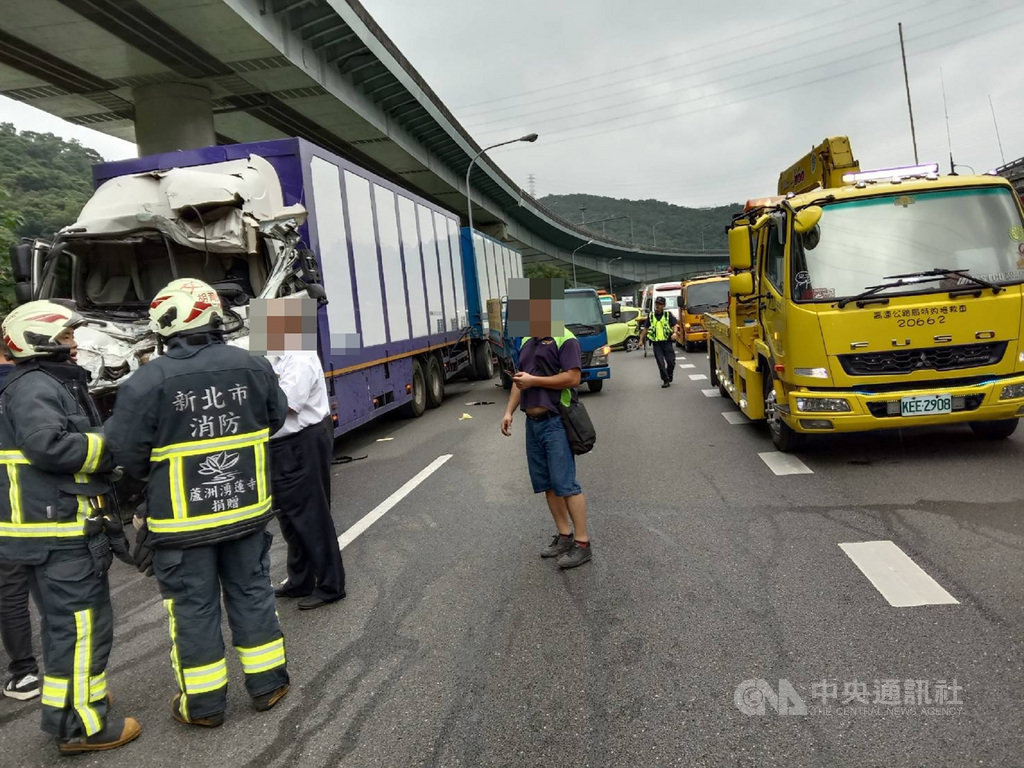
[
  {"xmin": 152, "ymin": 530, "xmax": 287, "ymax": 720},
  {"xmin": 25, "ymin": 548, "xmax": 113, "ymax": 739}
]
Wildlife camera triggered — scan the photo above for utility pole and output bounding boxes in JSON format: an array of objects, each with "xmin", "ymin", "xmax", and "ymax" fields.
[{"xmin": 899, "ymin": 22, "xmax": 919, "ymax": 164}]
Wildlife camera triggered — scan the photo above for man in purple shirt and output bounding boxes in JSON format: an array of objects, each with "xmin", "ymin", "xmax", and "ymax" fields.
[{"xmin": 500, "ymin": 279, "xmax": 591, "ymax": 569}]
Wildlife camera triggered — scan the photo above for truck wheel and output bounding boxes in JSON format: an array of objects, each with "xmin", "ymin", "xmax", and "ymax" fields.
[
  {"xmin": 764, "ymin": 373, "xmax": 804, "ymax": 452},
  {"xmin": 472, "ymin": 342, "xmax": 494, "ymax": 380},
  {"xmin": 708, "ymin": 346, "xmax": 719, "ymax": 386},
  {"xmin": 425, "ymin": 356, "xmax": 444, "ymax": 409},
  {"xmin": 399, "ymin": 359, "xmax": 427, "ymax": 418},
  {"xmin": 684, "ymin": 339, "xmax": 695, "ymax": 353},
  {"xmin": 969, "ymin": 419, "xmax": 1019, "ymax": 439},
  {"xmin": 587, "ymin": 380, "xmax": 604, "ymax": 393},
  {"xmin": 625, "ymin": 336, "xmax": 640, "ymax": 352}
]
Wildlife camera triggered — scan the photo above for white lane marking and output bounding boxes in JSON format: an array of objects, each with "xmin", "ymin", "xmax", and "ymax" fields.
[
  {"xmin": 678, "ymin": 356, "xmax": 687, "ymax": 361},
  {"xmin": 338, "ymin": 454, "xmax": 453, "ymax": 549},
  {"xmin": 679, "ymin": 363, "xmax": 696, "ymax": 369},
  {"xmin": 758, "ymin": 451, "xmax": 813, "ymax": 475},
  {"xmin": 701, "ymin": 388, "xmax": 720, "ymax": 397},
  {"xmin": 688, "ymin": 374, "xmax": 708, "ymax": 381},
  {"xmin": 839, "ymin": 541, "xmax": 959, "ymax": 607},
  {"xmin": 721, "ymin": 411, "xmax": 749, "ymax": 425}
]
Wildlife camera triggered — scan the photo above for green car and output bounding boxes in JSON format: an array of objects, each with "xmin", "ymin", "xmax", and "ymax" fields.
[{"xmin": 604, "ymin": 307, "xmax": 642, "ymax": 351}]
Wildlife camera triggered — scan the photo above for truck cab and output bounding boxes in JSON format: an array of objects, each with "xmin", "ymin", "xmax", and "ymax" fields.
[
  {"xmin": 678, "ymin": 274, "xmax": 728, "ymax": 351},
  {"xmin": 707, "ymin": 136, "xmax": 1024, "ymax": 450}
]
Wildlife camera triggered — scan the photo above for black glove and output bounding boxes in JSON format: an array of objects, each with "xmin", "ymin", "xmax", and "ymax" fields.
[
  {"xmin": 99, "ymin": 515, "xmax": 133, "ymax": 566},
  {"xmin": 133, "ymin": 523, "xmax": 154, "ymax": 577},
  {"xmin": 87, "ymin": 532, "xmax": 113, "ymax": 577}
]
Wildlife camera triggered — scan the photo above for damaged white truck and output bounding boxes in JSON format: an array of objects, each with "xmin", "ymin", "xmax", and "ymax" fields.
[{"xmin": 9, "ymin": 138, "xmax": 521, "ymax": 432}]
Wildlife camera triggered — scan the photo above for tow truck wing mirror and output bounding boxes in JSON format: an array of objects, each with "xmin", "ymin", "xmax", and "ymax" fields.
[
  {"xmin": 728, "ymin": 226, "xmax": 752, "ymax": 271},
  {"xmin": 730, "ymin": 272, "xmax": 754, "ymax": 296},
  {"xmin": 794, "ymin": 206, "xmax": 823, "ymax": 234}
]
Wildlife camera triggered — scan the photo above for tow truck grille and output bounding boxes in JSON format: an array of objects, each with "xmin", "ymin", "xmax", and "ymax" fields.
[
  {"xmin": 580, "ymin": 351, "xmax": 593, "ymax": 367},
  {"xmin": 839, "ymin": 342, "xmax": 1006, "ymax": 376}
]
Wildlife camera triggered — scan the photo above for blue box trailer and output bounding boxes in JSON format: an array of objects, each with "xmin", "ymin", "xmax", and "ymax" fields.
[{"xmin": 10, "ymin": 137, "xmax": 524, "ymax": 435}]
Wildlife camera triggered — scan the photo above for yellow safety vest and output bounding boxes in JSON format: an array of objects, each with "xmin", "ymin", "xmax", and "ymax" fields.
[{"xmin": 647, "ymin": 312, "xmax": 673, "ymax": 342}]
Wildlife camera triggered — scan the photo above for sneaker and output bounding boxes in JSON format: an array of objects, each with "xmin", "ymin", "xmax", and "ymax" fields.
[
  {"xmin": 57, "ymin": 716, "xmax": 141, "ymax": 754},
  {"xmin": 540, "ymin": 533, "xmax": 574, "ymax": 559},
  {"xmin": 252, "ymin": 683, "xmax": 289, "ymax": 712},
  {"xmin": 171, "ymin": 694, "xmax": 224, "ymax": 728},
  {"xmin": 3, "ymin": 673, "xmax": 40, "ymax": 701},
  {"xmin": 556, "ymin": 542, "xmax": 593, "ymax": 569}
]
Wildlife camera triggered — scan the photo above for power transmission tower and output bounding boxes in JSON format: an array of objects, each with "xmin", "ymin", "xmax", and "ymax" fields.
[{"xmin": 527, "ymin": 174, "xmax": 536, "ymax": 197}]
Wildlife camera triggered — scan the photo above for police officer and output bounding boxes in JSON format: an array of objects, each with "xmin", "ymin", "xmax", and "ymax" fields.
[
  {"xmin": 0, "ymin": 301, "xmax": 141, "ymax": 754},
  {"xmin": 638, "ymin": 296, "xmax": 678, "ymax": 387},
  {"xmin": 106, "ymin": 279, "xmax": 290, "ymax": 728}
]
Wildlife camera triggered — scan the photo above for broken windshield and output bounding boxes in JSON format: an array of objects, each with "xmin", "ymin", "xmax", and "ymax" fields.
[
  {"xmin": 51, "ymin": 232, "xmax": 266, "ymax": 311},
  {"xmin": 790, "ymin": 187, "xmax": 1024, "ymax": 302}
]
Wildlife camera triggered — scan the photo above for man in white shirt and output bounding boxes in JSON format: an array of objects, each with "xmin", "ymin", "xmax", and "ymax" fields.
[{"xmin": 254, "ymin": 298, "xmax": 345, "ymax": 611}]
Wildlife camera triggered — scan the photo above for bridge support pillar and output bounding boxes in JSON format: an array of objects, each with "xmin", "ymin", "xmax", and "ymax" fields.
[{"xmin": 133, "ymin": 82, "xmax": 216, "ymax": 155}]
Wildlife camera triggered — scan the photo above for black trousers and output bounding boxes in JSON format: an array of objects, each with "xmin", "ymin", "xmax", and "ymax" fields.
[
  {"xmin": 153, "ymin": 531, "xmax": 288, "ymax": 720},
  {"xmin": 27, "ymin": 549, "xmax": 113, "ymax": 738},
  {"xmin": 270, "ymin": 418, "xmax": 346, "ymax": 601},
  {"xmin": 652, "ymin": 340, "xmax": 676, "ymax": 382},
  {"xmin": 0, "ymin": 559, "xmax": 37, "ymax": 678}
]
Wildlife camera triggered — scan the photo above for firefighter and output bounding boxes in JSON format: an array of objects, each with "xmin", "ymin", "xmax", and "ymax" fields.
[
  {"xmin": 105, "ymin": 279, "xmax": 290, "ymax": 728},
  {"xmin": 0, "ymin": 301, "xmax": 141, "ymax": 755}
]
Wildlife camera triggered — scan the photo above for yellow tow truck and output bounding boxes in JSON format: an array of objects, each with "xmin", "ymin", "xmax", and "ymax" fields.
[{"xmin": 706, "ymin": 136, "xmax": 1024, "ymax": 450}]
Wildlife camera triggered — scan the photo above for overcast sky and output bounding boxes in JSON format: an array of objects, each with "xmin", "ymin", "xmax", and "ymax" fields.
[{"xmin": 4, "ymin": 0, "xmax": 1024, "ymax": 208}]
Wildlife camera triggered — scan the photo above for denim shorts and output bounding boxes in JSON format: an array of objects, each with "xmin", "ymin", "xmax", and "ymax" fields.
[{"xmin": 525, "ymin": 413, "xmax": 582, "ymax": 497}]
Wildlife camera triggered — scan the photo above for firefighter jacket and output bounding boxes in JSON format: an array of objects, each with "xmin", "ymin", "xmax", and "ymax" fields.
[
  {"xmin": 0, "ymin": 359, "xmax": 113, "ymax": 564},
  {"xmin": 106, "ymin": 333, "xmax": 288, "ymax": 549},
  {"xmin": 646, "ymin": 311, "xmax": 675, "ymax": 342}
]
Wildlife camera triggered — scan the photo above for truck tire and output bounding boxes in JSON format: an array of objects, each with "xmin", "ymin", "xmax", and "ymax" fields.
[
  {"xmin": 399, "ymin": 359, "xmax": 427, "ymax": 418},
  {"xmin": 708, "ymin": 346, "xmax": 719, "ymax": 386},
  {"xmin": 587, "ymin": 380, "xmax": 604, "ymax": 393},
  {"xmin": 968, "ymin": 419, "xmax": 1019, "ymax": 440},
  {"xmin": 425, "ymin": 355, "xmax": 444, "ymax": 409},
  {"xmin": 472, "ymin": 342, "xmax": 494, "ymax": 380},
  {"xmin": 684, "ymin": 339, "xmax": 695, "ymax": 353},
  {"xmin": 764, "ymin": 372, "xmax": 804, "ymax": 452}
]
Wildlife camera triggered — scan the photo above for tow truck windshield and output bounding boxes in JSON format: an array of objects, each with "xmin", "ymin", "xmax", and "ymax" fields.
[{"xmin": 791, "ymin": 187, "xmax": 1024, "ymax": 304}]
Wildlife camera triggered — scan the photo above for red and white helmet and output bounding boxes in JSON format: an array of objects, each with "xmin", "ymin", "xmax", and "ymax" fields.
[
  {"xmin": 2, "ymin": 300, "xmax": 85, "ymax": 359},
  {"xmin": 149, "ymin": 279, "xmax": 224, "ymax": 337}
]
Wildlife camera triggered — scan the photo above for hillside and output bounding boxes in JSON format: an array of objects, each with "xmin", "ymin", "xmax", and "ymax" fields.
[
  {"xmin": 538, "ymin": 193, "xmax": 739, "ymax": 253},
  {"xmin": 0, "ymin": 123, "xmax": 103, "ymax": 311}
]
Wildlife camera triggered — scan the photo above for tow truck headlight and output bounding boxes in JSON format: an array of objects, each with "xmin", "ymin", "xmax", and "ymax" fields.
[
  {"xmin": 796, "ymin": 397, "xmax": 851, "ymax": 412},
  {"xmin": 794, "ymin": 367, "xmax": 829, "ymax": 379},
  {"xmin": 999, "ymin": 383, "xmax": 1024, "ymax": 400},
  {"xmin": 591, "ymin": 345, "xmax": 610, "ymax": 366}
]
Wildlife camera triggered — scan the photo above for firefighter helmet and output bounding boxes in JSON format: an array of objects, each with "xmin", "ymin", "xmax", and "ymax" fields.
[
  {"xmin": 149, "ymin": 280, "xmax": 224, "ymax": 337},
  {"xmin": 2, "ymin": 300, "xmax": 85, "ymax": 359}
]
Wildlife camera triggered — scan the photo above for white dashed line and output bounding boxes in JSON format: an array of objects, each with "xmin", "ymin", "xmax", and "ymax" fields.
[
  {"xmin": 721, "ymin": 411, "xmax": 749, "ymax": 425},
  {"xmin": 701, "ymin": 388, "xmax": 720, "ymax": 397},
  {"xmin": 338, "ymin": 454, "xmax": 453, "ymax": 549},
  {"xmin": 839, "ymin": 541, "xmax": 959, "ymax": 607},
  {"xmin": 688, "ymin": 374, "xmax": 708, "ymax": 381},
  {"xmin": 679, "ymin": 363, "xmax": 696, "ymax": 369},
  {"xmin": 758, "ymin": 451, "xmax": 813, "ymax": 475}
]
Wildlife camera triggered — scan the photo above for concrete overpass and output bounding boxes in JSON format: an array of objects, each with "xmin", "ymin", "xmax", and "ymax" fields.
[{"xmin": 0, "ymin": 0, "xmax": 724, "ymax": 290}]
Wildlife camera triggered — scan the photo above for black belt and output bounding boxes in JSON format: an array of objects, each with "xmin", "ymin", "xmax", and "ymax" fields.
[{"xmin": 526, "ymin": 410, "xmax": 557, "ymax": 422}]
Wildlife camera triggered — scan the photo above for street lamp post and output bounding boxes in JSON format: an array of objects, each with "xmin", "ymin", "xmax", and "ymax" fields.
[
  {"xmin": 571, "ymin": 239, "xmax": 595, "ymax": 288},
  {"xmin": 608, "ymin": 256, "xmax": 623, "ymax": 294},
  {"xmin": 652, "ymin": 221, "xmax": 664, "ymax": 247},
  {"xmin": 465, "ymin": 133, "xmax": 539, "ymax": 236}
]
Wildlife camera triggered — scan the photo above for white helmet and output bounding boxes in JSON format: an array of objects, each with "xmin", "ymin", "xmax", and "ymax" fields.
[
  {"xmin": 149, "ymin": 279, "xmax": 224, "ymax": 337},
  {"xmin": 2, "ymin": 300, "xmax": 85, "ymax": 359}
]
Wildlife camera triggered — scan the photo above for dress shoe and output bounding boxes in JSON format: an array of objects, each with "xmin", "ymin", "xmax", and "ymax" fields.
[
  {"xmin": 298, "ymin": 593, "xmax": 345, "ymax": 611},
  {"xmin": 274, "ymin": 583, "xmax": 311, "ymax": 599}
]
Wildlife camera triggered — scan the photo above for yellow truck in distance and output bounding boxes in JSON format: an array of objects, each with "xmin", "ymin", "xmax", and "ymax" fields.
[
  {"xmin": 706, "ymin": 137, "xmax": 1024, "ymax": 451},
  {"xmin": 678, "ymin": 274, "xmax": 729, "ymax": 352}
]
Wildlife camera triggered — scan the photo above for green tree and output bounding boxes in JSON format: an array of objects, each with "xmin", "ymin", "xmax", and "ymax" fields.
[{"xmin": 524, "ymin": 263, "xmax": 570, "ymax": 281}]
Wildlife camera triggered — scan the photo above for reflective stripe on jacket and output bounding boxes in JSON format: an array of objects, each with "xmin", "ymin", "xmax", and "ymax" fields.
[
  {"xmin": 106, "ymin": 335, "xmax": 288, "ymax": 549},
  {"xmin": 0, "ymin": 362, "xmax": 111, "ymax": 561}
]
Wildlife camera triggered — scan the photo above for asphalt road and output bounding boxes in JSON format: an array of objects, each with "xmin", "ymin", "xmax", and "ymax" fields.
[{"xmin": 2, "ymin": 347, "xmax": 1023, "ymax": 767}]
